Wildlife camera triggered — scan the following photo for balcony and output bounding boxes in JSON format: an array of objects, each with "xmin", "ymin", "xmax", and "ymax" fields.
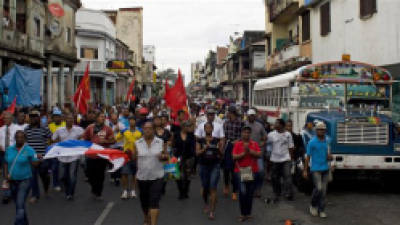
[
  {"xmin": 76, "ymin": 60, "xmax": 107, "ymax": 72},
  {"xmin": 0, "ymin": 30, "xmax": 44, "ymax": 57},
  {"xmin": 268, "ymin": 0, "xmax": 299, "ymax": 24},
  {"xmin": 267, "ymin": 44, "xmax": 309, "ymax": 71}
]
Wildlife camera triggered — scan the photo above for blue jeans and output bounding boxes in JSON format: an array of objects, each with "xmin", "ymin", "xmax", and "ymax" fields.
[
  {"xmin": 10, "ymin": 179, "xmax": 31, "ymax": 225},
  {"xmin": 271, "ymin": 161, "xmax": 293, "ymax": 198},
  {"xmin": 311, "ymin": 171, "xmax": 329, "ymax": 212},
  {"xmin": 235, "ymin": 173, "xmax": 258, "ymax": 216},
  {"xmin": 62, "ymin": 161, "xmax": 79, "ymax": 197},
  {"xmin": 199, "ymin": 164, "xmax": 220, "ymax": 190},
  {"xmin": 30, "ymin": 160, "xmax": 50, "ymax": 198},
  {"xmin": 51, "ymin": 159, "xmax": 60, "ymax": 188},
  {"xmin": 255, "ymin": 158, "xmax": 265, "ymax": 191}
]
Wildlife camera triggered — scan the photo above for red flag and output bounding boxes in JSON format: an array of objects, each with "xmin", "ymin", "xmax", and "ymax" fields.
[
  {"xmin": 6, "ymin": 97, "xmax": 17, "ymax": 114},
  {"xmin": 85, "ymin": 149, "xmax": 130, "ymax": 172},
  {"xmin": 73, "ymin": 63, "xmax": 91, "ymax": 114},
  {"xmin": 126, "ymin": 78, "xmax": 136, "ymax": 101},
  {"xmin": 164, "ymin": 69, "xmax": 187, "ymax": 114}
]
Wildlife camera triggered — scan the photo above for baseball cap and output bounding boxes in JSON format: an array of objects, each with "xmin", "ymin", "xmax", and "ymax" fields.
[
  {"xmin": 206, "ymin": 108, "xmax": 216, "ymax": 114},
  {"xmin": 52, "ymin": 107, "xmax": 62, "ymax": 115},
  {"xmin": 29, "ymin": 110, "xmax": 40, "ymax": 117},
  {"xmin": 247, "ymin": 109, "xmax": 257, "ymax": 115},
  {"xmin": 315, "ymin": 121, "xmax": 327, "ymax": 130},
  {"xmin": 139, "ymin": 107, "xmax": 149, "ymax": 115}
]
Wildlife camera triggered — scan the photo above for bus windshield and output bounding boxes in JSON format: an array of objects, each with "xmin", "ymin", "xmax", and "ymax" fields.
[{"xmin": 298, "ymin": 82, "xmax": 391, "ymax": 109}]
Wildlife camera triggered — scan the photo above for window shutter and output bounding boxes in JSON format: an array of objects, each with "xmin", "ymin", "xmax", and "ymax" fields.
[
  {"xmin": 320, "ymin": 2, "xmax": 331, "ymax": 36},
  {"xmin": 360, "ymin": 0, "xmax": 377, "ymax": 18},
  {"xmin": 302, "ymin": 10, "xmax": 310, "ymax": 41}
]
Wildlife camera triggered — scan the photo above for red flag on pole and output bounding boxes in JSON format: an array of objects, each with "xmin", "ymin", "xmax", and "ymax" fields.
[
  {"xmin": 164, "ymin": 69, "xmax": 187, "ymax": 114},
  {"xmin": 73, "ymin": 63, "xmax": 91, "ymax": 114},
  {"xmin": 126, "ymin": 78, "xmax": 136, "ymax": 102},
  {"xmin": 6, "ymin": 96, "xmax": 17, "ymax": 114}
]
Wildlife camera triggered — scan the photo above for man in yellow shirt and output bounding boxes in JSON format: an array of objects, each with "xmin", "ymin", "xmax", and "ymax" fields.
[
  {"xmin": 48, "ymin": 107, "xmax": 66, "ymax": 133},
  {"xmin": 116, "ymin": 116, "xmax": 142, "ymax": 199}
]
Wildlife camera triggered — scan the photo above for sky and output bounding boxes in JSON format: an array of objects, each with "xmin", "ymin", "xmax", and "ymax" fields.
[{"xmin": 81, "ymin": 0, "xmax": 266, "ymax": 85}]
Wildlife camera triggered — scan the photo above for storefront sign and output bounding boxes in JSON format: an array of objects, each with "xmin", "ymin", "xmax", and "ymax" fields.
[{"xmin": 107, "ymin": 60, "xmax": 131, "ymax": 72}]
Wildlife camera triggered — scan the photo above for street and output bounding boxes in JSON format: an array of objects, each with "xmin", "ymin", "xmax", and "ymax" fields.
[{"xmin": 2, "ymin": 171, "xmax": 400, "ymax": 225}]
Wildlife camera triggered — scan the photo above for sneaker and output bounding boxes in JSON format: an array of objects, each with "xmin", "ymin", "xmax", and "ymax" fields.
[
  {"xmin": 54, "ymin": 186, "xmax": 62, "ymax": 192},
  {"xmin": 66, "ymin": 195, "xmax": 73, "ymax": 201},
  {"xmin": 29, "ymin": 197, "xmax": 38, "ymax": 204},
  {"xmin": 130, "ymin": 190, "xmax": 137, "ymax": 198},
  {"xmin": 319, "ymin": 212, "xmax": 328, "ymax": 218},
  {"xmin": 309, "ymin": 206, "xmax": 318, "ymax": 217},
  {"xmin": 121, "ymin": 190, "xmax": 128, "ymax": 199},
  {"xmin": 232, "ymin": 193, "xmax": 238, "ymax": 201}
]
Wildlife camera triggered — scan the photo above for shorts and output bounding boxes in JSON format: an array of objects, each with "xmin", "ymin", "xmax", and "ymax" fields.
[
  {"xmin": 199, "ymin": 164, "xmax": 220, "ymax": 190},
  {"xmin": 138, "ymin": 179, "xmax": 164, "ymax": 212},
  {"xmin": 121, "ymin": 161, "xmax": 137, "ymax": 175}
]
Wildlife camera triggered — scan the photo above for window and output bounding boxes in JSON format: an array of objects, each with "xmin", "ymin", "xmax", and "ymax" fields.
[
  {"xmin": 360, "ymin": 0, "xmax": 377, "ymax": 18},
  {"xmin": 3, "ymin": 0, "xmax": 11, "ymax": 28},
  {"xmin": 16, "ymin": 0, "xmax": 26, "ymax": 33},
  {"xmin": 80, "ymin": 47, "xmax": 98, "ymax": 59},
  {"xmin": 66, "ymin": 27, "xmax": 71, "ymax": 43},
  {"xmin": 320, "ymin": 2, "xmax": 331, "ymax": 36},
  {"xmin": 302, "ymin": 10, "xmax": 310, "ymax": 42},
  {"xmin": 34, "ymin": 18, "xmax": 40, "ymax": 37}
]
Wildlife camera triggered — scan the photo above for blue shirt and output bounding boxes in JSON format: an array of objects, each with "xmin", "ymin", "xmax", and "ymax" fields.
[
  {"xmin": 5, "ymin": 145, "xmax": 38, "ymax": 180},
  {"xmin": 306, "ymin": 136, "xmax": 329, "ymax": 172}
]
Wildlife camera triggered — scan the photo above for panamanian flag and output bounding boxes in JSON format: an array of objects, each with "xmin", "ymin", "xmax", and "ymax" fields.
[{"xmin": 44, "ymin": 140, "xmax": 129, "ymax": 172}]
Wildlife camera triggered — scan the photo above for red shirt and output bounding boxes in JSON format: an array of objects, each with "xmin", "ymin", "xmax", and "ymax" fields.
[
  {"xmin": 83, "ymin": 124, "xmax": 114, "ymax": 148},
  {"xmin": 233, "ymin": 140, "xmax": 260, "ymax": 173}
]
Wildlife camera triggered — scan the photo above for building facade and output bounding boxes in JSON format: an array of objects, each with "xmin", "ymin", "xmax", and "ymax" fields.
[
  {"xmin": 104, "ymin": 8, "xmax": 144, "ymax": 85},
  {"xmin": 0, "ymin": 0, "xmax": 81, "ymax": 110},
  {"xmin": 75, "ymin": 8, "xmax": 117, "ymax": 106}
]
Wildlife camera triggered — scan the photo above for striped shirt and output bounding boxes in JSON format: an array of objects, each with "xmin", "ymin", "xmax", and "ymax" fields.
[{"xmin": 24, "ymin": 126, "xmax": 52, "ymax": 154}]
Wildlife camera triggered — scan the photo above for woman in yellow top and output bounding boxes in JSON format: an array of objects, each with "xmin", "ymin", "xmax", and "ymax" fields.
[{"xmin": 115, "ymin": 116, "xmax": 142, "ymax": 199}]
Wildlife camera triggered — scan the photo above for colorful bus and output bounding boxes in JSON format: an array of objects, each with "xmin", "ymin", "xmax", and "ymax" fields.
[{"xmin": 253, "ymin": 61, "xmax": 400, "ymax": 171}]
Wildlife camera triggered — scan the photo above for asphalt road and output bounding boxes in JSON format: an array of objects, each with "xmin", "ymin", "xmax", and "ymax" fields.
[{"xmin": 1, "ymin": 171, "xmax": 400, "ymax": 225}]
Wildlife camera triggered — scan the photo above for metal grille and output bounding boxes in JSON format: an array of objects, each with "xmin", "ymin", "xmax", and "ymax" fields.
[{"xmin": 337, "ymin": 122, "xmax": 389, "ymax": 145}]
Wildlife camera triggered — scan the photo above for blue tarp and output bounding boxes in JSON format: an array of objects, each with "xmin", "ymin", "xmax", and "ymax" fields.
[{"xmin": 0, "ymin": 64, "xmax": 42, "ymax": 107}]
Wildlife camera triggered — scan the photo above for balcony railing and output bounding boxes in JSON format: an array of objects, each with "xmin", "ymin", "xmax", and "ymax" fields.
[
  {"xmin": 268, "ymin": 0, "xmax": 298, "ymax": 23},
  {"xmin": 76, "ymin": 60, "xmax": 107, "ymax": 72},
  {"xmin": 267, "ymin": 43, "xmax": 302, "ymax": 70},
  {"xmin": 0, "ymin": 29, "xmax": 44, "ymax": 56}
]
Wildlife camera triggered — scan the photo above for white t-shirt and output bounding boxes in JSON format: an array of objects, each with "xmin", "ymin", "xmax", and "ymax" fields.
[
  {"xmin": 195, "ymin": 120, "xmax": 225, "ymax": 139},
  {"xmin": 268, "ymin": 130, "xmax": 294, "ymax": 163},
  {"xmin": 135, "ymin": 137, "xmax": 165, "ymax": 180}
]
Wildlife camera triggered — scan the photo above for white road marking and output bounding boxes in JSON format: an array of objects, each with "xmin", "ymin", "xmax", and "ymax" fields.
[{"xmin": 94, "ymin": 202, "xmax": 115, "ymax": 225}]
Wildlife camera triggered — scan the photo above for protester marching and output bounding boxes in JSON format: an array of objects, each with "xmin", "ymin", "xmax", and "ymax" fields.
[{"xmin": 1, "ymin": 64, "xmax": 396, "ymax": 225}]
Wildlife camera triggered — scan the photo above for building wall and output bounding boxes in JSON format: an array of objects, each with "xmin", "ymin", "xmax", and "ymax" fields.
[
  {"xmin": 45, "ymin": 0, "xmax": 79, "ymax": 57},
  {"xmin": 143, "ymin": 45, "xmax": 155, "ymax": 63},
  {"xmin": 311, "ymin": 0, "xmax": 400, "ymax": 66},
  {"xmin": 115, "ymin": 8, "xmax": 143, "ymax": 68}
]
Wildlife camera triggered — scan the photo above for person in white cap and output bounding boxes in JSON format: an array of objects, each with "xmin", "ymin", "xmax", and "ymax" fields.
[
  {"xmin": 195, "ymin": 108, "xmax": 225, "ymax": 140},
  {"xmin": 245, "ymin": 108, "xmax": 267, "ymax": 197},
  {"xmin": 303, "ymin": 121, "xmax": 332, "ymax": 218}
]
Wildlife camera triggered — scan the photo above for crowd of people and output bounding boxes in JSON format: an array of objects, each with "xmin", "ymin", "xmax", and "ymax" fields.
[{"xmin": 0, "ymin": 99, "xmax": 334, "ymax": 225}]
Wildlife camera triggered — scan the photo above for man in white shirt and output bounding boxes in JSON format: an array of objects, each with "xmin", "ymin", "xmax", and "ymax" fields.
[
  {"xmin": 0, "ymin": 112, "xmax": 24, "ymax": 152},
  {"xmin": 14, "ymin": 111, "xmax": 28, "ymax": 131},
  {"xmin": 195, "ymin": 108, "xmax": 225, "ymax": 139},
  {"xmin": 52, "ymin": 114, "xmax": 84, "ymax": 200},
  {"xmin": 267, "ymin": 118, "xmax": 295, "ymax": 202}
]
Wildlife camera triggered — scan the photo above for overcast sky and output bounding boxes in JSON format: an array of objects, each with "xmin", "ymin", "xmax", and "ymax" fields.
[{"xmin": 81, "ymin": 0, "xmax": 266, "ymax": 85}]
